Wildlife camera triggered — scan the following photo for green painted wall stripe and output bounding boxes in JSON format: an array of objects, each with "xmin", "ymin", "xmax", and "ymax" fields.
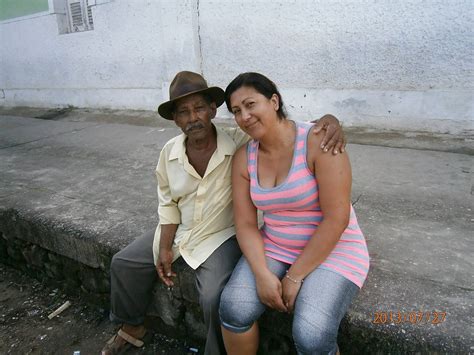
[{"xmin": 0, "ymin": 0, "xmax": 49, "ymax": 21}]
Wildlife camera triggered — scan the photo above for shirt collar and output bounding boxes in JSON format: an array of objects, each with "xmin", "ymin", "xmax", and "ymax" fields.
[
  {"xmin": 168, "ymin": 133, "xmax": 186, "ymax": 161},
  {"xmin": 215, "ymin": 125, "xmax": 237, "ymax": 156}
]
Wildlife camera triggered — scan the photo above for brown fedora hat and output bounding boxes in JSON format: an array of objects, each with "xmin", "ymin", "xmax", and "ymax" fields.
[{"xmin": 158, "ymin": 71, "xmax": 225, "ymax": 120}]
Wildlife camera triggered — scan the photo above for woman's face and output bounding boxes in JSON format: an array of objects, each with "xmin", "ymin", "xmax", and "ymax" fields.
[{"xmin": 229, "ymin": 86, "xmax": 280, "ymax": 138}]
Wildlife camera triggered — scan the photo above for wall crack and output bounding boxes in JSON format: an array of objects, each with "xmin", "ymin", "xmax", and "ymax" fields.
[{"xmin": 196, "ymin": 0, "xmax": 203, "ymax": 75}]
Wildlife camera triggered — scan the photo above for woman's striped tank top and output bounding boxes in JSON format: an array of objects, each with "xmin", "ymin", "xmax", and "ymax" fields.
[{"xmin": 247, "ymin": 121, "xmax": 369, "ymax": 288}]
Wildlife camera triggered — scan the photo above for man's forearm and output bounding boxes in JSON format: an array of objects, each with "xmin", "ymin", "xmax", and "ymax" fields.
[{"xmin": 159, "ymin": 224, "xmax": 179, "ymax": 251}]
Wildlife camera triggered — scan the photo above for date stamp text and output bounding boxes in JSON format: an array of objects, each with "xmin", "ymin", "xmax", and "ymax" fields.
[{"xmin": 372, "ymin": 311, "xmax": 446, "ymax": 325}]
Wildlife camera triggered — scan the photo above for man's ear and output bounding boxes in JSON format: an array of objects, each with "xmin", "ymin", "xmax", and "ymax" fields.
[
  {"xmin": 209, "ymin": 102, "xmax": 217, "ymax": 119},
  {"xmin": 271, "ymin": 94, "xmax": 279, "ymax": 111}
]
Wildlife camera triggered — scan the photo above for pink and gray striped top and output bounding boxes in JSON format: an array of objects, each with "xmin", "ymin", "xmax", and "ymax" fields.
[{"xmin": 247, "ymin": 121, "xmax": 369, "ymax": 288}]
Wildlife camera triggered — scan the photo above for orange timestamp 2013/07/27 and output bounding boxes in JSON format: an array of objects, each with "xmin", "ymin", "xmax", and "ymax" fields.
[{"xmin": 372, "ymin": 311, "xmax": 446, "ymax": 325}]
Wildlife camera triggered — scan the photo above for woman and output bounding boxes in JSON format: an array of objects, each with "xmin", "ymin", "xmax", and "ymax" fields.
[{"xmin": 219, "ymin": 73, "xmax": 369, "ymax": 355}]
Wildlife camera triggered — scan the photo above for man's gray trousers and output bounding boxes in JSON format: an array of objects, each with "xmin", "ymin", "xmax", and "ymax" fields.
[{"xmin": 109, "ymin": 229, "xmax": 241, "ymax": 355}]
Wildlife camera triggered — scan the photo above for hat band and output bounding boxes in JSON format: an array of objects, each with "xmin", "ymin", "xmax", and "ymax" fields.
[{"xmin": 171, "ymin": 83, "xmax": 207, "ymax": 100}]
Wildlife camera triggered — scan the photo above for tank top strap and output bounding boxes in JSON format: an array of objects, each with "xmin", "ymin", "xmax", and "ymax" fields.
[
  {"xmin": 292, "ymin": 121, "xmax": 313, "ymax": 173},
  {"xmin": 246, "ymin": 139, "xmax": 258, "ymax": 179}
]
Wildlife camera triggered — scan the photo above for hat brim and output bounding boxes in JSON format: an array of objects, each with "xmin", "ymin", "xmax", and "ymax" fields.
[{"xmin": 157, "ymin": 86, "xmax": 225, "ymax": 120}]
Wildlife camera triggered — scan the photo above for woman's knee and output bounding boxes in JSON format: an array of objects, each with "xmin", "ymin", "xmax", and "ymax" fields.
[
  {"xmin": 219, "ymin": 287, "xmax": 259, "ymax": 333},
  {"xmin": 293, "ymin": 315, "xmax": 338, "ymax": 354}
]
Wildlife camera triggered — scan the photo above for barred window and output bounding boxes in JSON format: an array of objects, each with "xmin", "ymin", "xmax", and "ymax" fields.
[{"xmin": 66, "ymin": 0, "xmax": 93, "ymax": 33}]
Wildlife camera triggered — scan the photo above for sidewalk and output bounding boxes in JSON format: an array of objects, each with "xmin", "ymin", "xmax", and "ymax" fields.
[{"xmin": 0, "ymin": 107, "xmax": 472, "ymax": 353}]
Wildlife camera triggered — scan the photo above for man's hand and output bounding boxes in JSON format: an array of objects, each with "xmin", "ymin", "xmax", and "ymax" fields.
[
  {"xmin": 311, "ymin": 114, "xmax": 346, "ymax": 154},
  {"xmin": 156, "ymin": 248, "xmax": 176, "ymax": 287},
  {"xmin": 255, "ymin": 271, "xmax": 288, "ymax": 312}
]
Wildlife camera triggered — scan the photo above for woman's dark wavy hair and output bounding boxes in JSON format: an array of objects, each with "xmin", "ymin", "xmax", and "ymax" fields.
[{"xmin": 225, "ymin": 72, "xmax": 288, "ymax": 120}]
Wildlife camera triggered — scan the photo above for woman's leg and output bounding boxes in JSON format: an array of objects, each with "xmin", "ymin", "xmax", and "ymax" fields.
[
  {"xmin": 219, "ymin": 256, "xmax": 287, "ymax": 355},
  {"xmin": 221, "ymin": 322, "xmax": 259, "ymax": 355},
  {"xmin": 292, "ymin": 268, "xmax": 359, "ymax": 355}
]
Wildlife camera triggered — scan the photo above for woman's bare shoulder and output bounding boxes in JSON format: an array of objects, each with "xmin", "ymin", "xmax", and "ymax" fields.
[
  {"xmin": 306, "ymin": 126, "xmax": 325, "ymax": 164},
  {"xmin": 232, "ymin": 143, "xmax": 249, "ymax": 174},
  {"xmin": 234, "ymin": 143, "xmax": 248, "ymax": 161}
]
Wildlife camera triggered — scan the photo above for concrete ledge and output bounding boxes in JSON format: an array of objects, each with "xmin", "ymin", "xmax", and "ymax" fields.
[
  {"xmin": 1, "ymin": 105, "xmax": 472, "ymax": 154},
  {"xmin": 0, "ymin": 111, "xmax": 472, "ymax": 353}
]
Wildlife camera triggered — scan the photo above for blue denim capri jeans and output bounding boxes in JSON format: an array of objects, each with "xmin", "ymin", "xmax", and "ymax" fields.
[{"xmin": 219, "ymin": 256, "xmax": 359, "ymax": 355}]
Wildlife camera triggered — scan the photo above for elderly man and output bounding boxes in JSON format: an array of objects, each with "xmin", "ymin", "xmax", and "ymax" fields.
[{"xmin": 101, "ymin": 71, "xmax": 344, "ymax": 355}]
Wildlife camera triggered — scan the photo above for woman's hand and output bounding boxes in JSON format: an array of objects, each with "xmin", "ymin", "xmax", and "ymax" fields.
[
  {"xmin": 255, "ymin": 270, "xmax": 288, "ymax": 312},
  {"xmin": 281, "ymin": 276, "xmax": 303, "ymax": 313},
  {"xmin": 311, "ymin": 114, "xmax": 346, "ymax": 154}
]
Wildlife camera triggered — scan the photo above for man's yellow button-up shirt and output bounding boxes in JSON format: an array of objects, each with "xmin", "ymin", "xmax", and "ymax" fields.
[{"xmin": 152, "ymin": 125, "xmax": 249, "ymax": 269}]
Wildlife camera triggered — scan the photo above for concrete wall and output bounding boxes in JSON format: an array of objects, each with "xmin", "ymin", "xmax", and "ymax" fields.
[
  {"xmin": 0, "ymin": 0, "xmax": 473, "ymax": 133},
  {"xmin": 0, "ymin": 0, "xmax": 200, "ymax": 110},
  {"xmin": 201, "ymin": 1, "xmax": 473, "ymax": 133}
]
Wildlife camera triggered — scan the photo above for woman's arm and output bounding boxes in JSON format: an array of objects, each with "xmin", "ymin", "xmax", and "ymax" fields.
[
  {"xmin": 281, "ymin": 131, "xmax": 352, "ymax": 312},
  {"xmin": 232, "ymin": 146, "xmax": 288, "ymax": 312}
]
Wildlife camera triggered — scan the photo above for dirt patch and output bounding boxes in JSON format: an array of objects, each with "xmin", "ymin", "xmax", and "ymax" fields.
[{"xmin": 0, "ymin": 264, "xmax": 200, "ymax": 354}]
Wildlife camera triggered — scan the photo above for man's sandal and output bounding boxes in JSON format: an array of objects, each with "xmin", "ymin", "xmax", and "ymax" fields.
[{"xmin": 101, "ymin": 328, "xmax": 145, "ymax": 355}]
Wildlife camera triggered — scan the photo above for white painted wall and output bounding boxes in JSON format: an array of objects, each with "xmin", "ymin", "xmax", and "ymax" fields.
[
  {"xmin": 201, "ymin": 0, "xmax": 473, "ymax": 133},
  {"xmin": 0, "ymin": 0, "xmax": 200, "ymax": 110},
  {"xmin": 0, "ymin": 0, "xmax": 473, "ymax": 133}
]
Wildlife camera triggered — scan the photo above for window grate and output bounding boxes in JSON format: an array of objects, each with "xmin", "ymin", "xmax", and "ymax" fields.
[
  {"xmin": 70, "ymin": 2, "xmax": 83, "ymax": 27},
  {"xmin": 55, "ymin": 0, "xmax": 100, "ymax": 35},
  {"xmin": 65, "ymin": 0, "xmax": 94, "ymax": 33},
  {"xmin": 87, "ymin": 5, "xmax": 93, "ymax": 27}
]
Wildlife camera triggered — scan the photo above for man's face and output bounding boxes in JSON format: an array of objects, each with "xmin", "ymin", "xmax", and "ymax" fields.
[{"xmin": 172, "ymin": 94, "xmax": 216, "ymax": 139}]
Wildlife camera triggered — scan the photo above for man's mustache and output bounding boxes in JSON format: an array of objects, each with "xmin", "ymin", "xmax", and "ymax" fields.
[{"xmin": 185, "ymin": 123, "xmax": 205, "ymax": 133}]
